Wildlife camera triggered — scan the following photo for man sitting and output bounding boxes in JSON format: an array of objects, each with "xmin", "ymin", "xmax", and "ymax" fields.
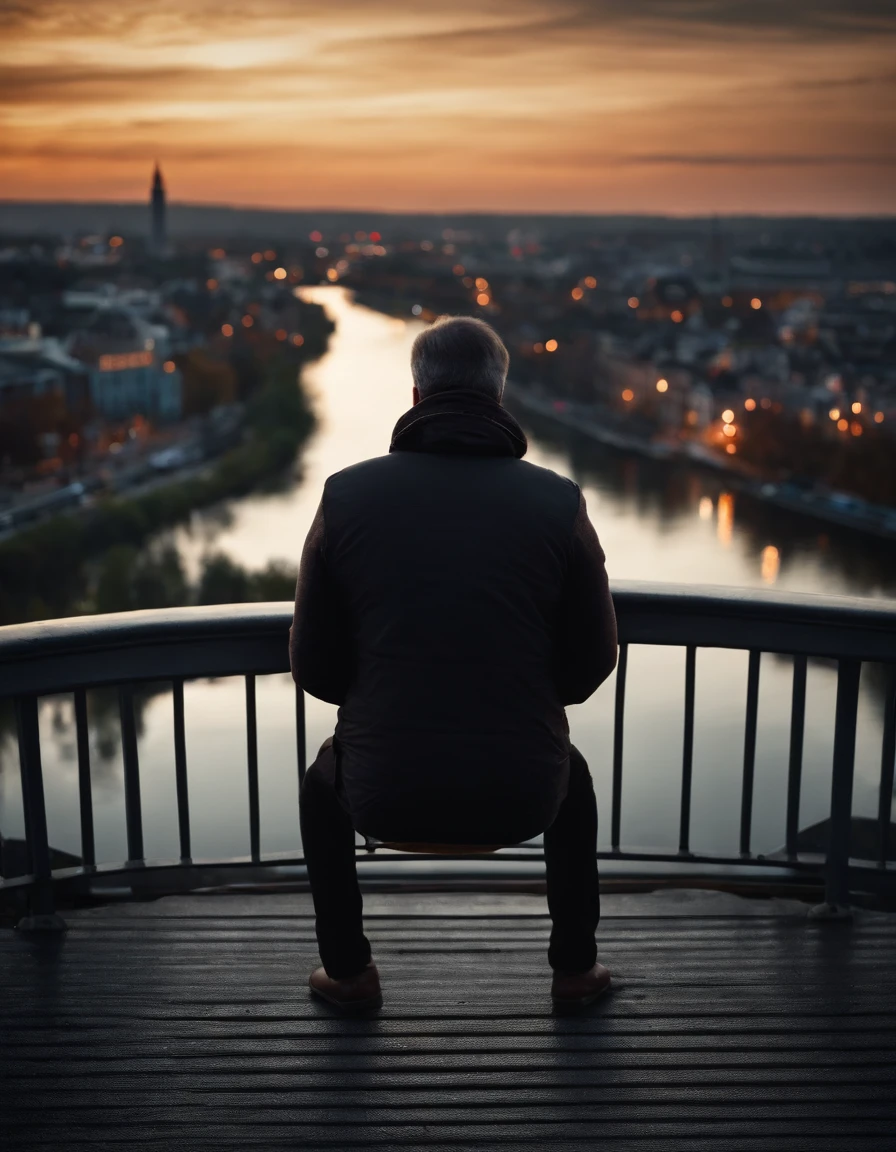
[{"xmin": 290, "ymin": 316, "xmax": 618, "ymax": 1013}]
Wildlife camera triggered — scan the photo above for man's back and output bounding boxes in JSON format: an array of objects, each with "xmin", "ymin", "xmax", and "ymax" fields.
[{"xmin": 291, "ymin": 388, "xmax": 616, "ymax": 843}]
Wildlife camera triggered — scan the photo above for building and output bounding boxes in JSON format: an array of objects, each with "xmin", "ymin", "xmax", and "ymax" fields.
[
  {"xmin": 150, "ymin": 163, "xmax": 167, "ymax": 257},
  {"xmin": 66, "ymin": 308, "xmax": 181, "ymax": 421}
]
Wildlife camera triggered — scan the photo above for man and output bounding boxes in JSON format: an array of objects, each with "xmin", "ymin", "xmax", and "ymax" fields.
[{"xmin": 290, "ymin": 316, "xmax": 618, "ymax": 1014}]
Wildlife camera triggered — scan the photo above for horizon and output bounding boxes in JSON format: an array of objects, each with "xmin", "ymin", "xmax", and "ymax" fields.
[{"xmin": 3, "ymin": 2, "xmax": 896, "ymax": 216}]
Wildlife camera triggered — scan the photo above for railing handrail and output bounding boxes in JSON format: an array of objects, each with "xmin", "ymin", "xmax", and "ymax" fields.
[
  {"xmin": 1, "ymin": 582, "xmax": 894, "ymax": 929},
  {"xmin": 2, "ymin": 581, "xmax": 895, "ymax": 697}
]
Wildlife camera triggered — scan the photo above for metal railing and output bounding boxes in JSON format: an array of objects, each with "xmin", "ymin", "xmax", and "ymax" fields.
[{"xmin": 0, "ymin": 582, "xmax": 894, "ymax": 928}]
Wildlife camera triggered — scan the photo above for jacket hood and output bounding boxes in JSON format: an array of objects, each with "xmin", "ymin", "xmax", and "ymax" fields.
[{"xmin": 389, "ymin": 388, "xmax": 527, "ymax": 459}]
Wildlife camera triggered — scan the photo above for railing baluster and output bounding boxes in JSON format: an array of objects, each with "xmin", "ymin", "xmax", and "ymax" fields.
[
  {"xmin": 118, "ymin": 685, "xmax": 144, "ymax": 865},
  {"xmin": 740, "ymin": 650, "xmax": 761, "ymax": 857},
  {"xmin": 295, "ymin": 682, "xmax": 307, "ymax": 787},
  {"xmin": 877, "ymin": 664, "xmax": 896, "ymax": 868},
  {"xmin": 74, "ymin": 688, "xmax": 95, "ymax": 869},
  {"xmin": 785, "ymin": 655, "xmax": 808, "ymax": 859},
  {"xmin": 246, "ymin": 675, "xmax": 261, "ymax": 864},
  {"xmin": 611, "ymin": 643, "xmax": 628, "ymax": 851},
  {"xmin": 679, "ymin": 646, "xmax": 697, "ymax": 855},
  {"xmin": 15, "ymin": 695, "xmax": 64, "ymax": 928},
  {"xmin": 172, "ymin": 678, "xmax": 191, "ymax": 863},
  {"xmin": 820, "ymin": 659, "xmax": 862, "ymax": 912}
]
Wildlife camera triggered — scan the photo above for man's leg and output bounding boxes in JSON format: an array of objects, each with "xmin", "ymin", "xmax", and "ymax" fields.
[
  {"xmin": 299, "ymin": 737, "xmax": 372, "ymax": 979},
  {"xmin": 543, "ymin": 744, "xmax": 601, "ymax": 973}
]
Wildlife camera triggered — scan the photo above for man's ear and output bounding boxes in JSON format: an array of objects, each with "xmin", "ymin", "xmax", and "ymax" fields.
[{"xmin": 412, "ymin": 385, "xmax": 420, "ymax": 407}]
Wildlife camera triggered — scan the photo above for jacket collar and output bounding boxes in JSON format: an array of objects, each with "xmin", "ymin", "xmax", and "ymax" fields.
[{"xmin": 389, "ymin": 389, "xmax": 527, "ymax": 459}]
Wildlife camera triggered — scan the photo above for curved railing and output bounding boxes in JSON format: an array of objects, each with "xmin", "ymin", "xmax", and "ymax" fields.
[{"xmin": 1, "ymin": 582, "xmax": 894, "ymax": 927}]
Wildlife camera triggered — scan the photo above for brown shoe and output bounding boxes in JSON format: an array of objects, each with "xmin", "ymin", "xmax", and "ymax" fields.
[
  {"xmin": 551, "ymin": 962, "xmax": 611, "ymax": 1013},
  {"xmin": 309, "ymin": 961, "xmax": 383, "ymax": 1014}
]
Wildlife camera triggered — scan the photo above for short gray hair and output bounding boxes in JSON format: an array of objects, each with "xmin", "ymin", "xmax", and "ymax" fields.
[{"xmin": 411, "ymin": 316, "xmax": 509, "ymax": 402}]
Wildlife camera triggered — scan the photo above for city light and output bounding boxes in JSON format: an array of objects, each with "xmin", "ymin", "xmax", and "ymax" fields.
[
  {"xmin": 628, "ymin": 296, "xmax": 639, "ymax": 309},
  {"xmin": 475, "ymin": 277, "xmax": 489, "ymax": 291},
  {"xmin": 571, "ymin": 287, "xmax": 584, "ymax": 300},
  {"xmin": 723, "ymin": 423, "xmax": 737, "ymax": 437},
  {"xmin": 315, "ymin": 246, "xmax": 329, "ymax": 258},
  {"xmin": 545, "ymin": 339, "xmax": 559, "ymax": 352},
  {"xmin": 671, "ymin": 310, "xmax": 684, "ymax": 323},
  {"xmin": 369, "ymin": 232, "xmax": 382, "ymax": 243},
  {"xmin": 837, "ymin": 418, "xmax": 849, "ymax": 431},
  {"xmin": 726, "ymin": 443, "xmax": 737, "ymax": 454},
  {"xmin": 875, "ymin": 411, "xmax": 885, "ymax": 423},
  {"xmin": 851, "ymin": 422, "xmax": 863, "ymax": 437},
  {"xmin": 292, "ymin": 334, "xmax": 304, "ymax": 346},
  {"xmin": 275, "ymin": 329, "xmax": 287, "ymax": 340},
  {"xmin": 309, "ymin": 231, "xmax": 322, "ymax": 242},
  {"xmin": 698, "ymin": 497, "xmax": 713, "ymax": 520},
  {"xmin": 163, "ymin": 360, "xmax": 176, "ymax": 373},
  {"xmin": 533, "ymin": 342, "xmax": 544, "ymax": 353},
  {"xmin": 751, "ymin": 298, "xmax": 762, "ymax": 310},
  {"xmin": 656, "ymin": 378, "xmax": 668, "ymax": 393},
  {"xmin": 264, "ymin": 249, "xmax": 276, "ymax": 261},
  {"xmin": 584, "ymin": 276, "xmax": 597, "ymax": 289},
  {"xmin": 744, "ymin": 398, "xmax": 756, "ymax": 411},
  {"xmin": 109, "ymin": 236, "xmax": 123, "ymax": 248},
  {"xmin": 476, "ymin": 292, "xmax": 490, "ymax": 306},
  {"xmin": 221, "ymin": 323, "xmax": 233, "ymax": 337},
  {"xmin": 851, "ymin": 401, "xmax": 862, "ymax": 414},
  {"xmin": 355, "ymin": 231, "xmax": 367, "ymax": 242},
  {"xmin": 760, "ymin": 398, "xmax": 772, "ymax": 409},
  {"xmin": 722, "ymin": 409, "xmax": 734, "ymax": 423},
  {"xmin": 622, "ymin": 389, "xmax": 634, "ymax": 402},
  {"xmin": 829, "ymin": 408, "xmax": 840, "ymax": 421},
  {"xmin": 209, "ymin": 248, "xmax": 226, "ymax": 259},
  {"xmin": 722, "ymin": 295, "xmax": 733, "ymax": 307},
  {"xmin": 206, "ymin": 278, "xmax": 218, "ymax": 290},
  {"xmin": 251, "ymin": 252, "xmax": 263, "ymax": 264},
  {"xmin": 326, "ymin": 268, "xmax": 339, "ymax": 281},
  {"xmin": 717, "ymin": 492, "xmax": 734, "ymax": 545},
  {"xmin": 271, "ymin": 267, "xmax": 286, "ymax": 280},
  {"xmin": 241, "ymin": 315, "xmax": 253, "ymax": 327},
  {"xmin": 453, "ymin": 264, "xmax": 465, "ymax": 276}
]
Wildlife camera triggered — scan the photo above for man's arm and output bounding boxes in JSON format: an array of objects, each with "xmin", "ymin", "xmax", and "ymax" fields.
[
  {"xmin": 289, "ymin": 497, "xmax": 354, "ymax": 705},
  {"xmin": 555, "ymin": 487, "xmax": 618, "ymax": 706}
]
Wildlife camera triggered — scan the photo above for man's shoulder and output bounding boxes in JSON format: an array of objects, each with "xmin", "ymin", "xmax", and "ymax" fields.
[{"xmin": 324, "ymin": 453, "xmax": 578, "ymax": 495}]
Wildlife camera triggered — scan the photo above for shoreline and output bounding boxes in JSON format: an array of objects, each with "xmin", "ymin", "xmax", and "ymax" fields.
[{"xmin": 504, "ymin": 383, "xmax": 896, "ymax": 544}]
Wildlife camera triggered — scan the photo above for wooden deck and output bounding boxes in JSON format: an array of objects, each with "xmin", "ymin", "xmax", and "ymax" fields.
[{"xmin": 2, "ymin": 887, "xmax": 895, "ymax": 1151}]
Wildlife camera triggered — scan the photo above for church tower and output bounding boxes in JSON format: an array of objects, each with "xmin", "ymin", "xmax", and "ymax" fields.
[{"xmin": 150, "ymin": 163, "xmax": 167, "ymax": 256}]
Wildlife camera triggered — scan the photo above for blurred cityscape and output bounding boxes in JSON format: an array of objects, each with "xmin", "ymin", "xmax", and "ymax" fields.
[{"xmin": 1, "ymin": 170, "xmax": 895, "ymax": 625}]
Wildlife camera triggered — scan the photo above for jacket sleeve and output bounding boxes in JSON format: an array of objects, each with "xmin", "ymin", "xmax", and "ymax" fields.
[
  {"xmin": 289, "ymin": 496, "xmax": 354, "ymax": 705},
  {"xmin": 555, "ymin": 486, "xmax": 618, "ymax": 706}
]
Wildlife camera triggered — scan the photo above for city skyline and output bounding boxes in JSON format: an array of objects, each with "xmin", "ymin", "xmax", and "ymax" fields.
[{"xmin": 2, "ymin": 1, "xmax": 896, "ymax": 216}]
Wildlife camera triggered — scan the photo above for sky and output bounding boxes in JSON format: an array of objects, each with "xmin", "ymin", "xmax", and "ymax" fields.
[{"xmin": 2, "ymin": 0, "xmax": 896, "ymax": 215}]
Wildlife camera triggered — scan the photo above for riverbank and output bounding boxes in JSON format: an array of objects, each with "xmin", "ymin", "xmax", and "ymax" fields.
[
  {"xmin": 0, "ymin": 356, "xmax": 316, "ymax": 625},
  {"xmin": 505, "ymin": 383, "xmax": 896, "ymax": 543}
]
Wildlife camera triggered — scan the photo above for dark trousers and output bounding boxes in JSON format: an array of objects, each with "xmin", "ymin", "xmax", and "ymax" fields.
[{"xmin": 299, "ymin": 739, "xmax": 601, "ymax": 979}]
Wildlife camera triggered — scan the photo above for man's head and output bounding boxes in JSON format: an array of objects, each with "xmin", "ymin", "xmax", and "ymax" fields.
[{"xmin": 410, "ymin": 316, "xmax": 509, "ymax": 406}]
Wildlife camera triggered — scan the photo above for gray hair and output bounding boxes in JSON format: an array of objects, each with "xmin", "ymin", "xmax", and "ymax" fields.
[{"xmin": 411, "ymin": 316, "xmax": 509, "ymax": 402}]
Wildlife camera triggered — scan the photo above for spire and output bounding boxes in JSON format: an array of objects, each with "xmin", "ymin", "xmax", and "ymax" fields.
[{"xmin": 152, "ymin": 162, "xmax": 164, "ymax": 193}]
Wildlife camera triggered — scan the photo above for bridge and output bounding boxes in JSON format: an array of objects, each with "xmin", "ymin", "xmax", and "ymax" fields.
[{"xmin": 1, "ymin": 584, "xmax": 895, "ymax": 1150}]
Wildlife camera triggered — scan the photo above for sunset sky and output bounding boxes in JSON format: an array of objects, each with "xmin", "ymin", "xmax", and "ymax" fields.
[{"xmin": 2, "ymin": 0, "xmax": 895, "ymax": 215}]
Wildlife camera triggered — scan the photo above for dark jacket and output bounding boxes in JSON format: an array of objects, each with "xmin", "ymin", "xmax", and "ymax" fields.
[{"xmin": 290, "ymin": 388, "xmax": 617, "ymax": 843}]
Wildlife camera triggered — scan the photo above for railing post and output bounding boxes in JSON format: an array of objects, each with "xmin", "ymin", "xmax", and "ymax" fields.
[
  {"xmin": 811, "ymin": 659, "xmax": 861, "ymax": 919},
  {"xmin": 118, "ymin": 685, "xmax": 144, "ymax": 868},
  {"xmin": 15, "ymin": 695, "xmax": 66, "ymax": 932},
  {"xmin": 678, "ymin": 645, "xmax": 696, "ymax": 856},
  {"xmin": 611, "ymin": 643, "xmax": 627, "ymax": 852}
]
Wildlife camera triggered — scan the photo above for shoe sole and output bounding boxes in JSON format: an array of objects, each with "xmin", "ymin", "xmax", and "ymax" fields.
[
  {"xmin": 551, "ymin": 979, "xmax": 612, "ymax": 1015},
  {"xmin": 309, "ymin": 984, "xmax": 384, "ymax": 1015}
]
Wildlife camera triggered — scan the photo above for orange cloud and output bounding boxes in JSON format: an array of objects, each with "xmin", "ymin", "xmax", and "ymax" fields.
[{"xmin": 1, "ymin": 0, "xmax": 895, "ymax": 213}]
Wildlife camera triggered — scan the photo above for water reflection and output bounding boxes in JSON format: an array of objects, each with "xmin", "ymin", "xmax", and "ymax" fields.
[{"xmin": 1, "ymin": 288, "xmax": 893, "ymax": 870}]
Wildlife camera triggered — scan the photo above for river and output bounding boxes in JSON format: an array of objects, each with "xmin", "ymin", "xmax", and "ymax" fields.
[{"xmin": 2, "ymin": 287, "xmax": 893, "ymax": 869}]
